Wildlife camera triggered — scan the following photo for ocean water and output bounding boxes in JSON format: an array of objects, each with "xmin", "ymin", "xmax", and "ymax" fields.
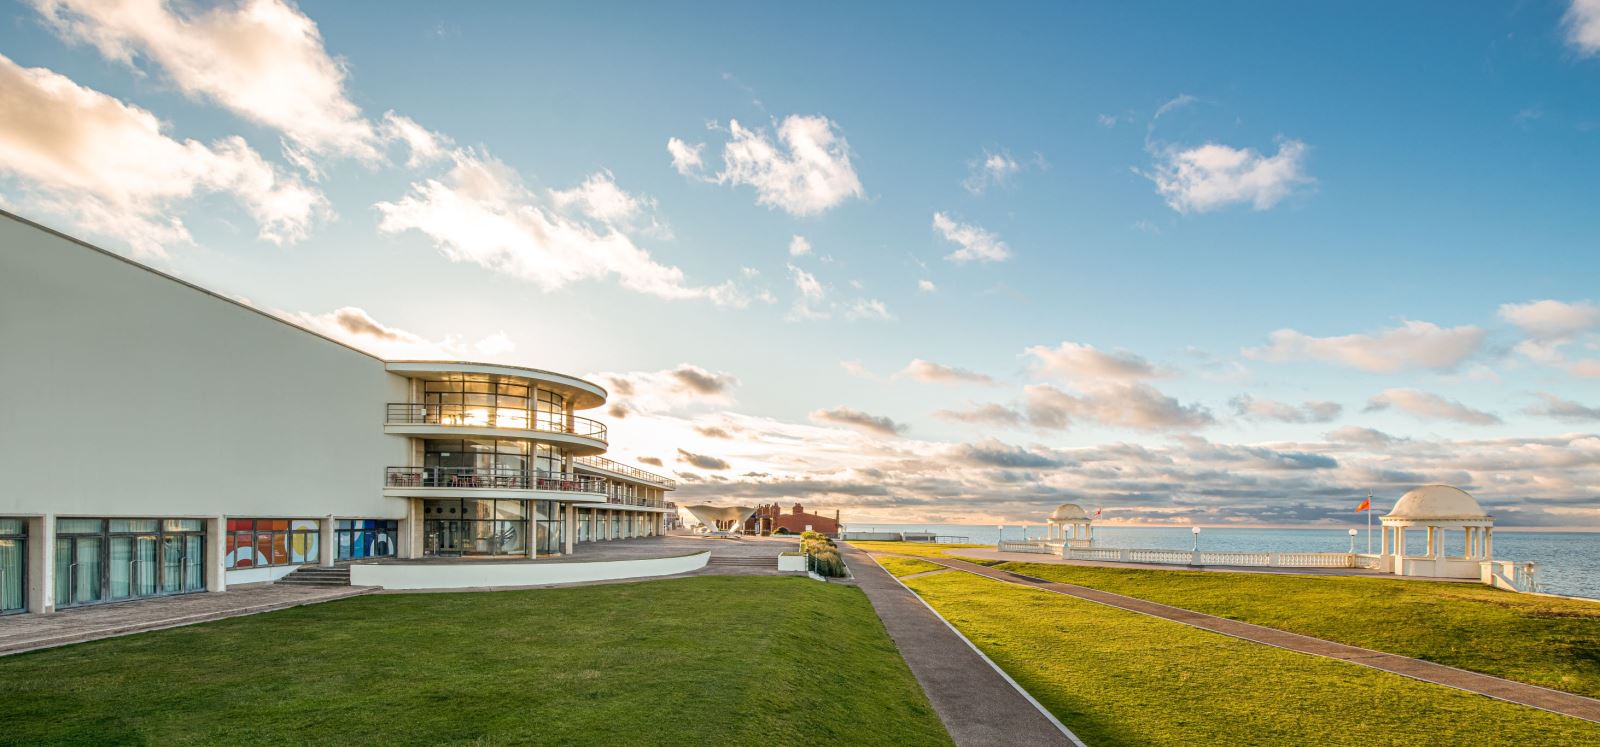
[{"xmin": 853, "ymin": 524, "xmax": 1600, "ymax": 600}]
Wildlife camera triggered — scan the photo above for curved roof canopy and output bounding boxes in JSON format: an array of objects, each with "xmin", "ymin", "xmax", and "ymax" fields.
[
  {"xmin": 1383, "ymin": 485, "xmax": 1489, "ymax": 522},
  {"xmin": 386, "ymin": 361, "xmax": 607, "ymax": 410},
  {"xmin": 1049, "ymin": 502, "xmax": 1090, "ymax": 521}
]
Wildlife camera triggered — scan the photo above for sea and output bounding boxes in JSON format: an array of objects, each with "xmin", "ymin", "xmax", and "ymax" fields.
[{"xmin": 852, "ymin": 524, "xmax": 1600, "ymax": 600}]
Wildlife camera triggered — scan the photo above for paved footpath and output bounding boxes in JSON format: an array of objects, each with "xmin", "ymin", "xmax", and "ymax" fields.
[
  {"xmin": 0, "ymin": 585, "xmax": 373, "ymax": 656},
  {"xmin": 840, "ymin": 544, "xmax": 1081, "ymax": 747},
  {"xmin": 887, "ymin": 552, "xmax": 1600, "ymax": 725}
]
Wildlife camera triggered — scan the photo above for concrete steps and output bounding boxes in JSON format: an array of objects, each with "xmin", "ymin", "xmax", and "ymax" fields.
[{"xmin": 276, "ymin": 566, "xmax": 352, "ymax": 586}]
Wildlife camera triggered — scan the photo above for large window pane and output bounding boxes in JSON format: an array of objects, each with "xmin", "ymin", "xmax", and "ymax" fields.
[{"xmin": 0, "ymin": 538, "xmax": 23, "ymax": 612}]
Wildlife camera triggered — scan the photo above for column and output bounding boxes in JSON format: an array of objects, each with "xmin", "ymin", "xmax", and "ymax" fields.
[
  {"xmin": 27, "ymin": 514, "xmax": 54, "ymax": 614},
  {"xmin": 319, "ymin": 516, "xmax": 335, "ymax": 568},
  {"xmin": 205, "ymin": 515, "xmax": 227, "ymax": 592},
  {"xmin": 527, "ymin": 500, "xmax": 538, "ymax": 559},
  {"xmin": 1485, "ymin": 528, "xmax": 1493, "ymax": 561},
  {"xmin": 1395, "ymin": 527, "xmax": 1406, "ymax": 575}
]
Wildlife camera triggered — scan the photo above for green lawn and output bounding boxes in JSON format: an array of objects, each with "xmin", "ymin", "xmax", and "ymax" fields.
[
  {"xmin": 986, "ymin": 560, "xmax": 1600, "ymax": 698},
  {"xmin": 847, "ymin": 541, "xmax": 990, "ymax": 559},
  {"xmin": 0, "ymin": 577, "xmax": 951, "ymax": 746},
  {"xmin": 898, "ymin": 568, "xmax": 1600, "ymax": 746},
  {"xmin": 876, "ymin": 556, "xmax": 946, "ymax": 577}
]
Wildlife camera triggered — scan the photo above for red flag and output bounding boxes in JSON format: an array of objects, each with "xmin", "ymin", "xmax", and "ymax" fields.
[
  {"xmin": 1356, "ymin": 498, "xmax": 1371, "ymax": 512},
  {"xmin": 1094, "ymin": 508, "xmax": 1103, "ymax": 517}
]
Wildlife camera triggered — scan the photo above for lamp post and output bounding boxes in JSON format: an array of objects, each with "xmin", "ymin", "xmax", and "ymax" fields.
[
  {"xmin": 996, "ymin": 525, "xmax": 1004, "ymax": 552},
  {"xmin": 1348, "ymin": 528, "xmax": 1358, "ymax": 554},
  {"xmin": 1191, "ymin": 526, "xmax": 1201, "ymax": 552}
]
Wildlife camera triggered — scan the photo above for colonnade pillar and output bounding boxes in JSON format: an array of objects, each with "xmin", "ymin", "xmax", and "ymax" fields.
[{"xmin": 27, "ymin": 514, "xmax": 54, "ymax": 614}]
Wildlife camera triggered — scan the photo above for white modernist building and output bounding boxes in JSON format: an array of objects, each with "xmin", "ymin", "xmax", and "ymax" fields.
[{"xmin": 0, "ymin": 210, "xmax": 677, "ymax": 614}]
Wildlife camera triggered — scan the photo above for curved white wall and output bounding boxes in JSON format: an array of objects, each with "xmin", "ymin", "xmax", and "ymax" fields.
[{"xmin": 349, "ymin": 551, "xmax": 710, "ymax": 589}]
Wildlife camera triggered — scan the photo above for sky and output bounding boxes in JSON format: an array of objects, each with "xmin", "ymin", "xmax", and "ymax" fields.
[{"xmin": 2, "ymin": 1, "xmax": 1599, "ymax": 528}]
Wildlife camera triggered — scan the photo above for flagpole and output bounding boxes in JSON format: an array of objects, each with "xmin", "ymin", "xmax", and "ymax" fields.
[{"xmin": 1366, "ymin": 493, "xmax": 1373, "ymax": 554}]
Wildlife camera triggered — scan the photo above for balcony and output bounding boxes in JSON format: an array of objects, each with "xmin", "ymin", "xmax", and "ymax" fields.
[
  {"xmin": 385, "ymin": 467, "xmax": 607, "ymax": 497},
  {"xmin": 385, "ymin": 403, "xmax": 607, "ymax": 454},
  {"xmin": 573, "ymin": 455, "xmax": 676, "ymax": 490}
]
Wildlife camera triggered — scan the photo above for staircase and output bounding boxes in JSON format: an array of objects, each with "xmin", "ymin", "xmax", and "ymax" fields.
[
  {"xmin": 276, "ymin": 565, "xmax": 352, "ymax": 587},
  {"xmin": 706, "ymin": 556, "xmax": 779, "ymax": 569}
]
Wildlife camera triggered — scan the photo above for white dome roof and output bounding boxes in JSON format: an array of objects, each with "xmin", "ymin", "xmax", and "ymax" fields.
[
  {"xmin": 1384, "ymin": 485, "xmax": 1488, "ymax": 521},
  {"xmin": 1050, "ymin": 502, "xmax": 1090, "ymax": 521}
]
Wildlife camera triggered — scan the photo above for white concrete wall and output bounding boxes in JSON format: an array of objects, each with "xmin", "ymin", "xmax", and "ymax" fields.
[
  {"xmin": 349, "ymin": 551, "xmax": 709, "ymax": 589},
  {"xmin": 0, "ymin": 213, "xmax": 408, "ymax": 520}
]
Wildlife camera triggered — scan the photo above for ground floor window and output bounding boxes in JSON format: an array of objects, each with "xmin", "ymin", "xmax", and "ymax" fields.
[
  {"xmin": 575, "ymin": 509, "xmax": 590, "ymax": 542},
  {"xmin": 53, "ymin": 518, "xmax": 204, "ymax": 609},
  {"xmin": 226, "ymin": 519, "xmax": 318, "ymax": 568},
  {"xmin": 336, "ymin": 520, "xmax": 398, "ymax": 560},
  {"xmin": 0, "ymin": 519, "xmax": 25, "ymax": 613},
  {"xmin": 534, "ymin": 501, "xmax": 564, "ymax": 554},
  {"xmin": 423, "ymin": 499, "xmax": 526, "ymax": 555}
]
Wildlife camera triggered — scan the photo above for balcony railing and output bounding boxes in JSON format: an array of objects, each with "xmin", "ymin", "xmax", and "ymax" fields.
[
  {"xmin": 386, "ymin": 467, "xmax": 606, "ymax": 494},
  {"xmin": 387, "ymin": 403, "xmax": 606, "ymax": 442},
  {"xmin": 574, "ymin": 455, "xmax": 676, "ymax": 489}
]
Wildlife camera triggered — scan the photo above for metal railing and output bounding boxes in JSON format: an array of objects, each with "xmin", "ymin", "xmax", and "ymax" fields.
[
  {"xmin": 386, "ymin": 403, "xmax": 607, "ymax": 442},
  {"xmin": 573, "ymin": 455, "xmax": 676, "ymax": 489},
  {"xmin": 385, "ymin": 467, "xmax": 606, "ymax": 494}
]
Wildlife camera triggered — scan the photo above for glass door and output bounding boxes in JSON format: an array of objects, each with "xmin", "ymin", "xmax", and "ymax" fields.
[
  {"xmin": 161, "ymin": 535, "xmax": 188, "ymax": 594},
  {"xmin": 424, "ymin": 520, "xmax": 466, "ymax": 555},
  {"xmin": 108, "ymin": 535, "xmax": 159, "ymax": 600},
  {"xmin": 54, "ymin": 536, "xmax": 104, "ymax": 608}
]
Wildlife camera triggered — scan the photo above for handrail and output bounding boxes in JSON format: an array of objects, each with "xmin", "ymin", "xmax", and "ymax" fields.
[
  {"xmin": 385, "ymin": 466, "xmax": 606, "ymax": 494},
  {"xmin": 386, "ymin": 403, "xmax": 607, "ymax": 441},
  {"xmin": 574, "ymin": 455, "xmax": 676, "ymax": 489}
]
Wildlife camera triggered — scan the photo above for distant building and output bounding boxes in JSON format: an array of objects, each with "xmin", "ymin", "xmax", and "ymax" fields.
[{"xmin": 746, "ymin": 503, "xmax": 841, "ymax": 536}]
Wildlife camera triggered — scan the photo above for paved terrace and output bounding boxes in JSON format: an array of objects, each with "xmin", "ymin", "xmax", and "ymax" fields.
[
  {"xmin": 877, "ymin": 551, "xmax": 1600, "ymax": 725},
  {"xmin": 0, "ymin": 585, "xmax": 372, "ymax": 657}
]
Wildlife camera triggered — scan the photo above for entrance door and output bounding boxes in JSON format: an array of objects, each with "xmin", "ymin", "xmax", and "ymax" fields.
[
  {"xmin": 424, "ymin": 520, "xmax": 466, "ymax": 555},
  {"xmin": 54, "ymin": 536, "xmax": 103, "ymax": 608},
  {"xmin": 161, "ymin": 535, "xmax": 193, "ymax": 593},
  {"xmin": 109, "ymin": 535, "xmax": 158, "ymax": 600}
]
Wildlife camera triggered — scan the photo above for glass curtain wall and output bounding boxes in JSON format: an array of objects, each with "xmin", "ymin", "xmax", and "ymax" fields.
[
  {"xmin": 225, "ymin": 519, "xmax": 318, "ymax": 569},
  {"xmin": 53, "ymin": 518, "xmax": 204, "ymax": 609},
  {"xmin": 420, "ymin": 377, "xmax": 570, "ymax": 432},
  {"xmin": 534, "ymin": 501, "xmax": 564, "ymax": 554},
  {"xmin": 422, "ymin": 499, "xmax": 527, "ymax": 556},
  {"xmin": 336, "ymin": 520, "xmax": 398, "ymax": 560},
  {"xmin": 0, "ymin": 519, "xmax": 25, "ymax": 613}
]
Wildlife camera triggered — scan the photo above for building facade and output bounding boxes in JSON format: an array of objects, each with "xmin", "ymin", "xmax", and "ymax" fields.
[
  {"xmin": 0, "ymin": 210, "xmax": 674, "ymax": 615},
  {"xmin": 745, "ymin": 503, "xmax": 842, "ymax": 536}
]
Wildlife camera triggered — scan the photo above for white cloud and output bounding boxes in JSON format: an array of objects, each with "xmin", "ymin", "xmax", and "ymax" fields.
[
  {"xmin": 549, "ymin": 169, "xmax": 669, "ymax": 238},
  {"xmin": 1244, "ymin": 320, "xmax": 1485, "ymax": 373},
  {"xmin": 932, "ymin": 212, "xmax": 1012, "ymax": 263},
  {"xmin": 1499, "ymin": 299, "xmax": 1600, "ymax": 339},
  {"xmin": 282, "ymin": 306, "xmax": 508, "ymax": 361},
  {"xmin": 810, "ymin": 407, "xmax": 906, "ymax": 436},
  {"xmin": 1146, "ymin": 138, "xmax": 1313, "ymax": 213},
  {"xmin": 897, "ymin": 359, "xmax": 994, "ymax": 385},
  {"xmin": 1566, "ymin": 0, "xmax": 1600, "ymax": 56},
  {"xmin": 1230, "ymin": 395, "xmax": 1342, "ymax": 424},
  {"xmin": 1525, "ymin": 392, "xmax": 1600, "ymax": 423},
  {"xmin": 666, "ymin": 137, "xmax": 704, "ymax": 176},
  {"xmin": 589, "ymin": 364, "xmax": 738, "ymax": 418},
  {"xmin": 672, "ymin": 115, "xmax": 864, "ymax": 215},
  {"xmin": 788, "ymin": 235, "xmax": 812, "ymax": 257},
  {"xmin": 1024, "ymin": 382, "xmax": 1215, "ymax": 431},
  {"xmin": 380, "ymin": 111, "xmax": 451, "ymax": 168},
  {"xmin": 918, "ymin": 279, "xmax": 937, "ymax": 293},
  {"xmin": 1026, "ymin": 341, "xmax": 1160, "ymax": 382},
  {"xmin": 845, "ymin": 298, "xmax": 894, "ymax": 321},
  {"xmin": 0, "ymin": 52, "xmax": 326, "ymax": 256},
  {"xmin": 375, "ymin": 149, "xmax": 743, "ymax": 305},
  {"xmin": 34, "ymin": 0, "xmax": 379, "ymax": 159},
  {"xmin": 963, "ymin": 149, "xmax": 1021, "ymax": 194},
  {"xmin": 1365, "ymin": 388, "xmax": 1501, "ymax": 425}
]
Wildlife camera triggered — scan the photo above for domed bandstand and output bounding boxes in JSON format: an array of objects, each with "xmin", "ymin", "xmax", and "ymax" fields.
[
  {"xmin": 1046, "ymin": 503, "xmax": 1096, "ymax": 549},
  {"xmin": 1379, "ymin": 485, "xmax": 1495, "ymax": 579}
]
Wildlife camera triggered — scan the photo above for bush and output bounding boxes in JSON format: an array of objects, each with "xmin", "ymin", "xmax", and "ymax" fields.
[
  {"xmin": 800, "ymin": 533, "xmax": 846, "ymax": 577},
  {"xmin": 770, "ymin": 527, "xmax": 792, "ymax": 536}
]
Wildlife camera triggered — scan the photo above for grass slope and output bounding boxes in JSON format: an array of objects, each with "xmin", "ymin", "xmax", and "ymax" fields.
[
  {"xmin": 901, "ymin": 569, "xmax": 1600, "ymax": 746},
  {"xmin": 877, "ymin": 556, "xmax": 946, "ymax": 577},
  {"xmin": 0, "ymin": 576, "xmax": 951, "ymax": 747},
  {"xmin": 847, "ymin": 541, "xmax": 988, "ymax": 559},
  {"xmin": 988, "ymin": 560, "xmax": 1600, "ymax": 698}
]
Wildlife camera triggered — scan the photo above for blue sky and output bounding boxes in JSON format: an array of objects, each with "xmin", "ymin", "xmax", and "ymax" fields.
[{"xmin": 2, "ymin": 1, "xmax": 1598, "ymax": 526}]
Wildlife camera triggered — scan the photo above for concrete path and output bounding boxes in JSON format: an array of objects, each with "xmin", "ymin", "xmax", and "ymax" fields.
[
  {"xmin": 888, "ymin": 552, "xmax": 1600, "ymax": 725},
  {"xmin": 0, "ymin": 585, "xmax": 373, "ymax": 656},
  {"xmin": 840, "ymin": 544, "xmax": 1081, "ymax": 747}
]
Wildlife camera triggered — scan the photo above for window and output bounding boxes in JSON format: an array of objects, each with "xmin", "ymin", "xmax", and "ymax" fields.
[
  {"xmin": 225, "ymin": 519, "xmax": 318, "ymax": 569},
  {"xmin": 52, "ymin": 518, "xmax": 204, "ymax": 609},
  {"xmin": 422, "ymin": 499, "xmax": 527, "ymax": 556},
  {"xmin": 336, "ymin": 520, "xmax": 398, "ymax": 560},
  {"xmin": 0, "ymin": 519, "xmax": 25, "ymax": 614}
]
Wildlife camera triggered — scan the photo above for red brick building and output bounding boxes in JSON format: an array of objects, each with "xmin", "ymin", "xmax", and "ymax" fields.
[{"xmin": 745, "ymin": 503, "xmax": 841, "ymax": 537}]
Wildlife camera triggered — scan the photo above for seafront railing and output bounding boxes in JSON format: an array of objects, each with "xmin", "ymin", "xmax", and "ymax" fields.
[{"xmin": 997, "ymin": 541, "xmax": 1388, "ymax": 571}]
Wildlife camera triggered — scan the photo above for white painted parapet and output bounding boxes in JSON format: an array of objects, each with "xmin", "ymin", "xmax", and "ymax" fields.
[
  {"xmin": 778, "ymin": 553, "xmax": 807, "ymax": 572},
  {"xmin": 348, "ymin": 551, "xmax": 710, "ymax": 590}
]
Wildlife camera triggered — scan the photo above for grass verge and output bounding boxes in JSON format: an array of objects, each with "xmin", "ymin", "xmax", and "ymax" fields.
[
  {"xmin": 0, "ymin": 576, "xmax": 951, "ymax": 747},
  {"xmin": 988, "ymin": 560, "xmax": 1600, "ymax": 698},
  {"xmin": 847, "ymin": 541, "xmax": 988, "ymax": 559},
  {"xmin": 903, "ymin": 569, "xmax": 1600, "ymax": 746},
  {"xmin": 877, "ymin": 556, "xmax": 946, "ymax": 577}
]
